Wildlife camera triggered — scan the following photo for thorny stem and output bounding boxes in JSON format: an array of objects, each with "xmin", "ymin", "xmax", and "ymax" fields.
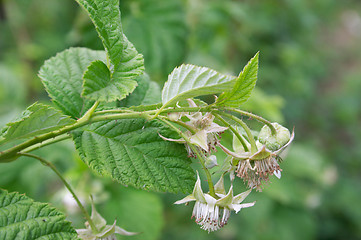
[
  {"xmin": 213, "ymin": 113, "xmax": 249, "ymax": 152},
  {"xmin": 19, "ymin": 153, "xmax": 99, "ymax": 233},
  {"xmin": 158, "ymin": 118, "xmax": 216, "ymax": 198},
  {"xmin": 223, "ymin": 107, "xmax": 277, "ymax": 135}
]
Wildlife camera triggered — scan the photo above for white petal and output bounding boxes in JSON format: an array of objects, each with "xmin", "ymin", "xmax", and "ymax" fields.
[
  {"xmin": 204, "ymin": 194, "xmax": 217, "ymax": 212},
  {"xmin": 232, "ymin": 201, "xmax": 256, "ymax": 213},
  {"xmin": 274, "ymin": 170, "xmax": 282, "ymax": 179}
]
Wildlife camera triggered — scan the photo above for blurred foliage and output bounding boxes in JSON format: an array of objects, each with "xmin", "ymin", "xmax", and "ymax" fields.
[{"xmin": 1, "ymin": 0, "xmax": 361, "ymax": 239}]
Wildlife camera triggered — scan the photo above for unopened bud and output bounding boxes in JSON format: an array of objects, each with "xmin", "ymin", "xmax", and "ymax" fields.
[
  {"xmin": 205, "ymin": 155, "xmax": 218, "ymax": 169},
  {"xmin": 258, "ymin": 123, "xmax": 290, "ymax": 151}
]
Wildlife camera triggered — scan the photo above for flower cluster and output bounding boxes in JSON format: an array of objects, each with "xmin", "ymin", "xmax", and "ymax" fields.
[
  {"xmin": 163, "ymin": 99, "xmax": 294, "ymax": 232},
  {"xmin": 221, "ymin": 123, "xmax": 294, "ymax": 191},
  {"xmin": 175, "ymin": 172, "xmax": 255, "ymax": 232},
  {"xmin": 161, "ymin": 99, "xmax": 227, "ymax": 164}
]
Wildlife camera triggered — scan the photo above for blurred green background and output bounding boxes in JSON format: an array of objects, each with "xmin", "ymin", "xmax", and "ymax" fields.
[{"xmin": 1, "ymin": 0, "xmax": 361, "ymax": 239}]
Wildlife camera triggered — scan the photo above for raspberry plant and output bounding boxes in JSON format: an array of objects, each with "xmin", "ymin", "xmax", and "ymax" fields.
[{"xmin": 0, "ymin": 0, "xmax": 294, "ymax": 238}]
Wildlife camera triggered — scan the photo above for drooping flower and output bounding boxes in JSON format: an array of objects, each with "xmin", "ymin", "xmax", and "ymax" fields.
[
  {"xmin": 175, "ymin": 172, "xmax": 255, "ymax": 232},
  {"xmin": 160, "ymin": 99, "xmax": 227, "ymax": 157},
  {"xmin": 220, "ymin": 123, "xmax": 294, "ymax": 191},
  {"xmin": 77, "ymin": 200, "xmax": 137, "ymax": 240}
]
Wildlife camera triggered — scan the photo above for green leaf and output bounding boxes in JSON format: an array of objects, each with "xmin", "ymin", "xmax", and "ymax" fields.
[
  {"xmin": 39, "ymin": 47, "xmax": 106, "ymax": 118},
  {"xmin": 75, "ymin": 0, "xmax": 123, "ymax": 67},
  {"xmin": 72, "ymin": 119, "xmax": 195, "ymax": 193},
  {"xmin": 82, "ymin": 60, "xmax": 136, "ymax": 102},
  {"xmin": 121, "ymin": 0, "xmax": 187, "ymax": 78},
  {"xmin": 103, "ymin": 187, "xmax": 164, "ymax": 240},
  {"xmin": 1, "ymin": 103, "xmax": 75, "ymax": 143},
  {"xmin": 216, "ymin": 52, "xmax": 259, "ymax": 107},
  {"xmin": 118, "ymin": 73, "xmax": 161, "ymax": 107},
  {"xmin": 0, "ymin": 189, "xmax": 77, "ymax": 239},
  {"xmin": 75, "ymin": 0, "xmax": 144, "ymax": 102},
  {"xmin": 161, "ymin": 64, "xmax": 236, "ymax": 108}
]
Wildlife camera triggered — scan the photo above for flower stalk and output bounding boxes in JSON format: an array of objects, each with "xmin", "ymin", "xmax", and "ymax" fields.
[{"xmin": 19, "ymin": 153, "xmax": 98, "ymax": 233}]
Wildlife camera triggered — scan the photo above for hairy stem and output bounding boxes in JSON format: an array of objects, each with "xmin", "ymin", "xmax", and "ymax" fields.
[
  {"xmin": 216, "ymin": 111, "xmax": 258, "ymax": 154},
  {"xmin": 223, "ymin": 107, "xmax": 276, "ymax": 135},
  {"xmin": 19, "ymin": 153, "xmax": 98, "ymax": 233},
  {"xmin": 213, "ymin": 112, "xmax": 249, "ymax": 152},
  {"xmin": 0, "ymin": 105, "xmax": 213, "ymax": 162},
  {"xmin": 22, "ymin": 134, "xmax": 71, "ymax": 153}
]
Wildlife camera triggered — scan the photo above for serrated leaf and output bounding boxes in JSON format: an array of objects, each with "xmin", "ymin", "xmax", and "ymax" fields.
[
  {"xmin": 75, "ymin": 0, "xmax": 123, "ymax": 67},
  {"xmin": 122, "ymin": 0, "xmax": 187, "ymax": 78},
  {"xmin": 39, "ymin": 47, "xmax": 106, "ymax": 118},
  {"xmin": 0, "ymin": 189, "xmax": 77, "ymax": 240},
  {"xmin": 161, "ymin": 64, "xmax": 237, "ymax": 108},
  {"xmin": 82, "ymin": 60, "xmax": 136, "ymax": 102},
  {"xmin": 118, "ymin": 73, "xmax": 161, "ymax": 107},
  {"xmin": 75, "ymin": 0, "xmax": 144, "ymax": 102},
  {"xmin": 216, "ymin": 52, "xmax": 259, "ymax": 107},
  {"xmin": 1, "ymin": 103, "xmax": 75, "ymax": 143},
  {"xmin": 72, "ymin": 119, "xmax": 195, "ymax": 193}
]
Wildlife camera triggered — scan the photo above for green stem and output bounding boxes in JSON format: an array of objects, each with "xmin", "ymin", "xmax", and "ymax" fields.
[
  {"xmin": 19, "ymin": 153, "xmax": 98, "ymax": 233},
  {"xmin": 158, "ymin": 118, "xmax": 216, "ymax": 198},
  {"xmin": 216, "ymin": 111, "xmax": 258, "ymax": 154},
  {"xmin": 213, "ymin": 113, "xmax": 249, "ymax": 152},
  {"xmin": 0, "ymin": 111, "xmax": 152, "ymax": 162},
  {"xmin": 223, "ymin": 107, "xmax": 277, "ymax": 135},
  {"xmin": 158, "ymin": 115, "xmax": 197, "ymax": 134},
  {"xmin": 22, "ymin": 134, "xmax": 71, "ymax": 153},
  {"xmin": 0, "ymin": 105, "xmax": 211, "ymax": 162}
]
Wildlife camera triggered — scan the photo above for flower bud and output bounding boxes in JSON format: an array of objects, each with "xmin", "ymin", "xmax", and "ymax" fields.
[
  {"xmin": 205, "ymin": 155, "xmax": 218, "ymax": 169},
  {"xmin": 258, "ymin": 123, "xmax": 290, "ymax": 151}
]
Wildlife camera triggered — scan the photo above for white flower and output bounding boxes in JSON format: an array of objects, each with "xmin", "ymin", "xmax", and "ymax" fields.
[
  {"xmin": 77, "ymin": 201, "xmax": 137, "ymax": 240},
  {"xmin": 175, "ymin": 172, "xmax": 255, "ymax": 232},
  {"xmin": 160, "ymin": 99, "xmax": 227, "ymax": 156},
  {"xmin": 220, "ymin": 125, "xmax": 294, "ymax": 191}
]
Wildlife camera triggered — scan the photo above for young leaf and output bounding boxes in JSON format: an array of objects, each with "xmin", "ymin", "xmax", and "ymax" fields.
[
  {"xmin": 75, "ymin": 0, "xmax": 144, "ymax": 102},
  {"xmin": 216, "ymin": 52, "xmax": 259, "ymax": 107},
  {"xmin": 1, "ymin": 103, "xmax": 75, "ymax": 143},
  {"xmin": 39, "ymin": 47, "xmax": 106, "ymax": 118},
  {"xmin": 0, "ymin": 189, "xmax": 78, "ymax": 239},
  {"xmin": 82, "ymin": 60, "xmax": 137, "ymax": 102},
  {"xmin": 161, "ymin": 64, "xmax": 237, "ymax": 108},
  {"xmin": 72, "ymin": 119, "xmax": 195, "ymax": 193}
]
